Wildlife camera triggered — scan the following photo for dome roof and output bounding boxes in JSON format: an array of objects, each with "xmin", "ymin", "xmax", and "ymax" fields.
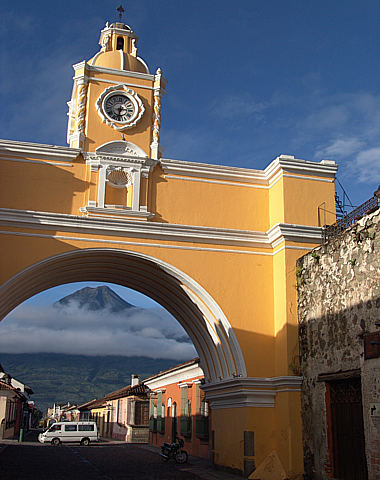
[{"xmin": 89, "ymin": 50, "xmax": 148, "ymax": 73}]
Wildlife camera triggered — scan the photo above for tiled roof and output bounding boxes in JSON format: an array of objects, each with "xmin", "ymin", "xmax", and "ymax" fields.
[
  {"xmin": 0, "ymin": 380, "xmax": 25, "ymax": 399},
  {"xmin": 77, "ymin": 397, "xmax": 106, "ymax": 410},
  {"xmin": 77, "ymin": 383, "xmax": 148, "ymax": 410},
  {"xmin": 105, "ymin": 383, "xmax": 148, "ymax": 401}
]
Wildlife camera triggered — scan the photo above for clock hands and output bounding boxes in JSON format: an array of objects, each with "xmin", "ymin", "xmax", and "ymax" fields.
[
  {"xmin": 104, "ymin": 94, "xmax": 135, "ymax": 122},
  {"xmin": 115, "ymin": 104, "xmax": 128, "ymax": 121}
]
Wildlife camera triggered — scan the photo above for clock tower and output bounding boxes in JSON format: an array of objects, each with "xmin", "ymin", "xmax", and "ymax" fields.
[
  {"xmin": 67, "ymin": 20, "xmax": 166, "ymax": 160},
  {"xmin": 66, "ymin": 19, "xmax": 166, "ymax": 219}
]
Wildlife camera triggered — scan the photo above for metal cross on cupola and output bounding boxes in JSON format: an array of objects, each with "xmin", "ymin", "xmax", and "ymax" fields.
[{"xmin": 117, "ymin": 4, "xmax": 125, "ymax": 21}]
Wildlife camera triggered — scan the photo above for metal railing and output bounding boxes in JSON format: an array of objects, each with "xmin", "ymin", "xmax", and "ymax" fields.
[{"xmin": 323, "ymin": 192, "xmax": 380, "ymax": 243}]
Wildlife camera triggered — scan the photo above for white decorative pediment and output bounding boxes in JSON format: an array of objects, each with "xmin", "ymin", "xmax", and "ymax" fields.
[
  {"xmin": 96, "ymin": 140, "xmax": 148, "ymax": 158},
  {"xmin": 82, "ymin": 141, "xmax": 156, "ymax": 219}
]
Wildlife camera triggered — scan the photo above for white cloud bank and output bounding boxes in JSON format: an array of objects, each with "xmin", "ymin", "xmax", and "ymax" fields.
[{"xmin": 0, "ymin": 302, "xmax": 196, "ymax": 360}]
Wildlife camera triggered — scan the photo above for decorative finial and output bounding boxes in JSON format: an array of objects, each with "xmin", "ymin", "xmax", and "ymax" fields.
[{"xmin": 117, "ymin": 5, "xmax": 125, "ymax": 21}]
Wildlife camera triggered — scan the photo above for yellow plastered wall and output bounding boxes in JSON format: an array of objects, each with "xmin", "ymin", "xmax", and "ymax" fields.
[
  {"xmin": 283, "ymin": 175, "xmax": 336, "ymax": 226},
  {"xmin": 0, "ymin": 158, "xmax": 88, "ymax": 215},
  {"xmin": 273, "ymin": 391, "xmax": 303, "ymax": 476},
  {"xmin": 212, "ymin": 407, "xmax": 276, "ymax": 473},
  {"xmin": 105, "ymin": 184, "xmax": 129, "ymax": 207},
  {"xmin": 269, "ymin": 177, "xmax": 285, "ymax": 226},
  {"xmin": 152, "ymin": 168, "xmax": 270, "ymax": 231},
  {"xmin": 83, "ymin": 72, "xmax": 154, "ymax": 153}
]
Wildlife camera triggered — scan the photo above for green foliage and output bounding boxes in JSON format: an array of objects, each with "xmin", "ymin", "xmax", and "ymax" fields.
[
  {"xmin": 311, "ymin": 252, "xmax": 320, "ymax": 263},
  {"xmin": 295, "ymin": 266, "xmax": 305, "ymax": 287},
  {"xmin": 0, "ymin": 353, "xmax": 178, "ymax": 413},
  {"xmin": 348, "ymin": 258, "xmax": 357, "ymax": 266}
]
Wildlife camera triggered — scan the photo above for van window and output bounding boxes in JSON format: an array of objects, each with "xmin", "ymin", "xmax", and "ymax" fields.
[
  {"xmin": 50, "ymin": 424, "xmax": 61, "ymax": 432},
  {"xmin": 64, "ymin": 425, "xmax": 77, "ymax": 432},
  {"xmin": 79, "ymin": 424, "xmax": 94, "ymax": 431}
]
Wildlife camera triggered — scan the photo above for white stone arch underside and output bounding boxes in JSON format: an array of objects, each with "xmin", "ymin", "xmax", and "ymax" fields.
[{"xmin": 0, "ymin": 248, "xmax": 247, "ymax": 383}]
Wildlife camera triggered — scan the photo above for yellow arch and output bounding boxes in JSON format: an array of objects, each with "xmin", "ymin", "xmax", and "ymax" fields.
[{"xmin": 0, "ymin": 248, "xmax": 247, "ymax": 383}]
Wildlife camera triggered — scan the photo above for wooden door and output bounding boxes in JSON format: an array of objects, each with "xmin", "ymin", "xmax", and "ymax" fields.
[{"xmin": 329, "ymin": 377, "xmax": 367, "ymax": 479}]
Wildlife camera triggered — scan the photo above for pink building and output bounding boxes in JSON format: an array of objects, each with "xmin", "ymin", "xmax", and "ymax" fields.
[{"xmin": 0, "ymin": 380, "xmax": 26, "ymax": 439}]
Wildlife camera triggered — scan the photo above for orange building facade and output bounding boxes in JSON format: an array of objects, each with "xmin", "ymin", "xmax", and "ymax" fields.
[{"xmin": 145, "ymin": 359, "xmax": 211, "ymax": 460}]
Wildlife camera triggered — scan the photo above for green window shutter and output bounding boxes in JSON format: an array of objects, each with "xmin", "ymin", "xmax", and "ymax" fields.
[
  {"xmin": 157, "ymin": 392, "xmax": 162, "ymax": 417},
  {"xmin": 180, "ymin": 385, "xmax": 191, "ymax": 437},
  {"xmin": 157, "ymin": 392, "xmax": 165, "ymax": 434},
  {"xmin": 195, "ymin": 384, "xmax": 201, "ymax": 413},
  {"xmin": 180, "ymin": 386, "xmax": 188, "ymax": 415}
]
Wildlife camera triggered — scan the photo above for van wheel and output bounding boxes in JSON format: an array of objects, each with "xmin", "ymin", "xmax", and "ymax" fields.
[
  {"xmin": 51, "ymin": 438, "xmax": 60, "ymax": 446},
  {"xmin": 81, "ymin": 438, "xmax": 90, "ymax": 446}
]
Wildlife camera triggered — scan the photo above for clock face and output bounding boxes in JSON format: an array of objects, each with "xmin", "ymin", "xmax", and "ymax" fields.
[
  {"xmin": 96, "ymin": 85, "xmax": 145, "ymax": 131},
  {"xmin": 103, "ymin": 93, "xmax": 136, "ymax": 123}
]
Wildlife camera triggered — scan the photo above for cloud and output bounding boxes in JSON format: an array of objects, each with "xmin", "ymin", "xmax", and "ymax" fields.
[
  {"xmin": 315, "ymin": 137, "xmax": 364, "ymax": 159},
  {"xmin": 302, "ymin": 105, "xmax": 350, "ymax": 131},
  {"xmin": 0, "ymin": 302, "xmax": 196, "ymax": 360},
  {"xmin": 351, "ymin": 147, "xmax": 380, "ymax": 183},
  {"xmin": 209, "ymin": 94, "xmax": 268, "ymax": 121}
]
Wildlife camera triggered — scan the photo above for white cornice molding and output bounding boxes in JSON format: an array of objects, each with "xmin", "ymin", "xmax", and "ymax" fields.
[
  {"xmin": 160, "ymin": 158, "xmax": 267, "ymax": 185},
  {"xmin": 73, "ymin": 60, "xmax": 86, "ymax": 71},
  {"xmin": 160, "ymin": 155, "xmax": 337, "ymax": 186},
  {"xmin": 0, "ymin": 157, "xmax": 74, "ymax": 167},
  {"xmin": 202, "ymin": 376, "xmax": 302, "ymax": 409},
  {"xmin": 144, "ymin": 362, "xmax": 203, "ymax": 391},
  {"xmin": 265, "ymin": 156, "xmax": 338, "ymax": 181},
  {"xmin": 87, "ymin": 76, "xmax": 154, "ymax": 90},
  {"xmin": 85, "ymin": 155, "xmax": 153, "ymax": 167},
  {"xmin": 80, "ymin": 206, "xmax": 153, "ymax": 220},
  {"xmin": 268, "ymin": 224, "xmax": 322, "ymax": 247},
  {"xmin": 0, "ymin": 139, "xmax": 81, "ymax": 162},
  {"xmin": 0, "ymin": 208, "xmax": 323, "ymax": 249},
  {"xmin": 73, "ymin": 60, "xmax": 155, "ymax": 81}
]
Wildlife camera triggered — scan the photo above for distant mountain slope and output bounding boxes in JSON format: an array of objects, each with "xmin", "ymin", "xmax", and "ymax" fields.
[
  {"xmin": 54, "ymin": 285, "xmax": 135, "ymax": 312},
  {"xmin": 0, "ymin": 353, "xmax": 177, "ymax": 413}
]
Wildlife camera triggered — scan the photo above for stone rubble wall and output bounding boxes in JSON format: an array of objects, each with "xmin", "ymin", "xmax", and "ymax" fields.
[{"xmin": 297, "ymin": 207, "xmax": 380, "ymax": 480}]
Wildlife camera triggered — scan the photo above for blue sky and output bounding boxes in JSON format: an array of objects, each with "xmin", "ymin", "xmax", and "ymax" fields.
[
  {"xmin": 1, "ymin": 0, "xmax": 379, "ymax": 207},
  {"xmin": 1, "ymin": 1, "xmax": 380, "ymax": 358}
]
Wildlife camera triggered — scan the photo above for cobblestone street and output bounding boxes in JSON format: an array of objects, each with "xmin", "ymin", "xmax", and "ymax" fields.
[{"xmin": 0, "ymin": 431, "xmax": 239, "ymax": 480}]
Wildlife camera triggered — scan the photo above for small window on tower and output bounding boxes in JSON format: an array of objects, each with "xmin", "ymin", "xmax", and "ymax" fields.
[{"xmin": 117, "ymin": 37, "xmax": 124, "ymax": 50}]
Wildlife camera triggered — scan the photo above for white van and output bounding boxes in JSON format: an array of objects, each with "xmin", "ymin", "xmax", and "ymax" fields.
[{"xmin": 38, "ymin": 421, "xmax": 98, "ymax": 446}]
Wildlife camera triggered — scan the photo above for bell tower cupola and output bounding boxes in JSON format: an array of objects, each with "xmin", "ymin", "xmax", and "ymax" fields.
[
  {"xmin": 67, "ymin": 15, "xmax": 166, "ymax": 161},
  {"xmin": 68, "ymin": 10, "xmax": 166, "ymax": 221}
]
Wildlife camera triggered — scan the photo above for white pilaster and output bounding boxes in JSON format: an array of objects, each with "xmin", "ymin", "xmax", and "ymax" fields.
[
  {"xmin": 131, "ymin": 168, "xmax": 140, "ymax": 211},
  {"xmin": 97, "ymin": 165, "xmax": 107, "ymax": 208}
]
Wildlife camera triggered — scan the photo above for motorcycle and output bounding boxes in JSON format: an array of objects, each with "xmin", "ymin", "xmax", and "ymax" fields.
[{"xmin": 160, "ymin": 437, "xmax": 188, "ymax": 464}]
